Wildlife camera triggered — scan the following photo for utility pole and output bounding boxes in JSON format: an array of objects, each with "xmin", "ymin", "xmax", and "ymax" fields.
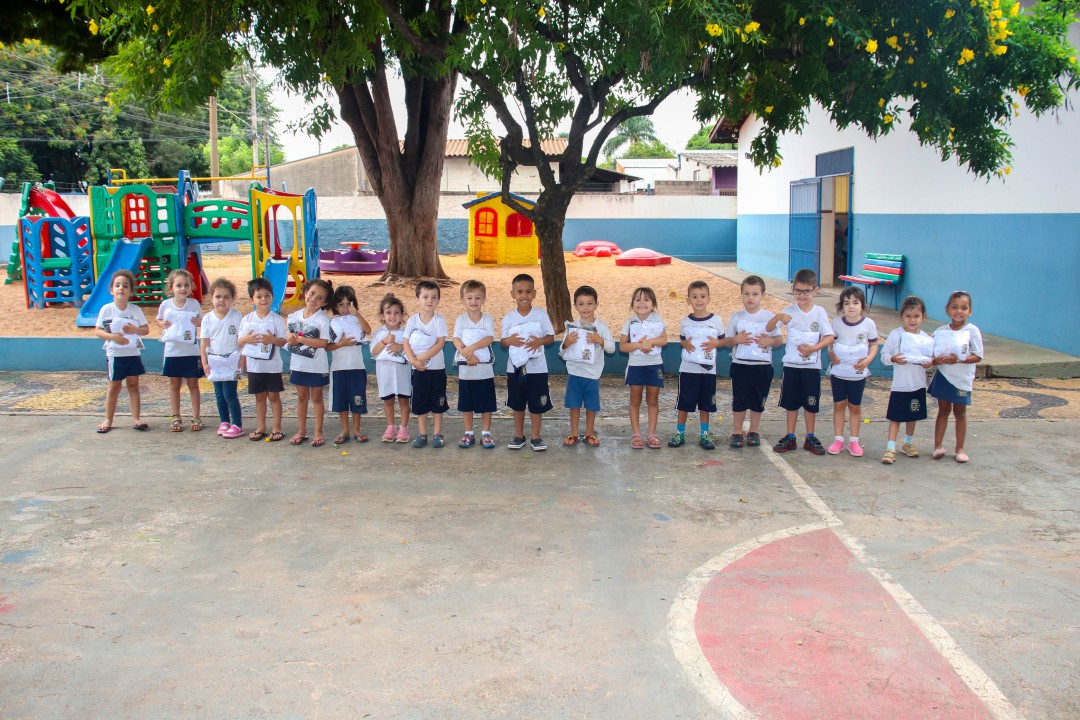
[
  {"xmin": 251, "ymin": 65, "xmax": 258, "ymax": 173},
  {"xmin": 209, "ymin": 94, "xmax": 220, "ymax": 197}
]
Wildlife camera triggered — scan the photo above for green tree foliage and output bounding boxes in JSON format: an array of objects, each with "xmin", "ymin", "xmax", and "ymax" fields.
[
  {"xmin": 602, "ymin": 117, "xmax": 660, "ymax": 160},
  {"xmin": 685, "ymin": 125, "xmax": 731, "ymax": 150},
  {"xmin": 74, "ymin": 0, "xmax": 466, "ymax": 281},
  {"xmin": 621, "ymin": 140, "xmax": 677, "ymax": 159},
  {"xmin": 0, "ymin": 41, "xmax": 282, "ymax": 185},
  {"xmin": 205, "ymin": 129, "xmax": 285, "ymax": 176},
  {"xmin": 441, "ymin": 0, "xmax": 1078, "ymax": 325}
]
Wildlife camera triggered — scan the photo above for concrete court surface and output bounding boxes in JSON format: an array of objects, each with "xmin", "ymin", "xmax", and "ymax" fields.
[{"xmin": 1, "ymin": 414, "xmax": 1077, "ymax": 720}]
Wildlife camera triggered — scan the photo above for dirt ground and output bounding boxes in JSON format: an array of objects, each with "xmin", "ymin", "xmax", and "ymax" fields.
[{"xmin": 0, "ymin": 253, "xmax": 787, "ymax": 338}]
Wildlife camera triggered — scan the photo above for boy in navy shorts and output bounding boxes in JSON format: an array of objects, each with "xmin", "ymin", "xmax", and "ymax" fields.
[
  {"xmin": 501, "ymin": 274, "xmax": 555, "ymax": 451},
  {"xmin": 452, "ymin": 279, "xmax": 498, "ymax": 448},
  {"xmin": 670, "ymin": 281, "xmax": 725, "ymax": 449},
  {"xmin": 766, "ymin": 268, "xmax": 835, "ymax": 455},
  {"xmin": 403, "ymin": 280, "xmax": 450, "ymax": 448}
]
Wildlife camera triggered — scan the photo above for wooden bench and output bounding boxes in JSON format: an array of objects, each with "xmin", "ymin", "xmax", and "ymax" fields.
[{"xmin": 838, "ymin": 253, "xmax": 905, "ymax": 310}]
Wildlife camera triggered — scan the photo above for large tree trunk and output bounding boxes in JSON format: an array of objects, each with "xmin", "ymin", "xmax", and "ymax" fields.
[
  {"xmin": 532, "ymin": 189, "xmax": 575, "ymax": 330},
  {"xmin": 337, "ymin": 56, "xmax": 456, "ymax": 284}
]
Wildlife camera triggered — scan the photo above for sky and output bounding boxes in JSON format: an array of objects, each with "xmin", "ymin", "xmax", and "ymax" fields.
[{"xmin": 267, "ymin": 74, "xmax": 709, "ymax": 163}]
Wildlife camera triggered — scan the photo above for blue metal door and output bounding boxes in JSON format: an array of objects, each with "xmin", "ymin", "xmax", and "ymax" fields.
[{"xmin": 789, "ymin": 178, "xmax": 822, "ymax": 280}]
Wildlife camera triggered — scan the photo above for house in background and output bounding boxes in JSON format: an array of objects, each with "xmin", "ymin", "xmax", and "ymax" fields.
[
  {"xmin": 677, "ymin": 150, "xmax": 738, "ymax": 195},
  {"xmin": 463, "ymin": 192, "xmax": 538, "ymax": 266},
  {"xmin": 711, "ymin": 25, "xmax": 1080, "ymax": 357}
]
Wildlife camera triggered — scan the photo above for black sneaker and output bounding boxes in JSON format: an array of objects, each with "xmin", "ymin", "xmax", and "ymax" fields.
[
  {"xmin": 803, "ymin": 436, "xmax": 826, "ymax": 455},
  {"xmin": 530, "ymin": 437, "xmax": 547, "ymax": 451},
  {"xmin": 773, "ymin": 435, "xmax": 797, "ymax": 453},
  {"xmin": 507, "ymin": 436, "xmax": 527, "ymax": 449},
  {"xmin": 747, "ymin": 432, "xmax": 761, "ymax": 447}
]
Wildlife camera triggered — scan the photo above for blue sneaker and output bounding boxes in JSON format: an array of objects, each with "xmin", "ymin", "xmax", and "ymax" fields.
[{"xmin": 458, "ymin": 434, "xmax": 476, "ymax": 448}]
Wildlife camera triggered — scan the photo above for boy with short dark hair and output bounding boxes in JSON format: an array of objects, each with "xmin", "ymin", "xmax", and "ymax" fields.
[
  {"xmin": 403, "ymin": 280, "xmax": 449, "ymax": 448},
  {"xmin": 559, "ymin": 285, "xmax": 615, "ymax": 447},
  {"xmin": 766, "ymin": 268, "xmax": 835, "ymax": 454},
  {"xmin": 501, "ymin": 274, "xmax": 555, "ymax": 451},
  {"xmin": 723, "ymin": 275, "xmax": 783, "ymax": 448},
  {"xmin": 670, "ymin": 280, "xmax": 725, "ymax": 449},
  {"xmin": 452, "ymin": 279, "xmax": 498, "ymax": 448}
]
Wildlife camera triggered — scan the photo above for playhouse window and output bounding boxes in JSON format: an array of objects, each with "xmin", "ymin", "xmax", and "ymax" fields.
[
  {"xmin": 475, "ymin": 209, "xmax": 497, "ymax": 237},
  {"xmin": 506, "ymin": 213, "xmax": 532, "ymax": 237}
]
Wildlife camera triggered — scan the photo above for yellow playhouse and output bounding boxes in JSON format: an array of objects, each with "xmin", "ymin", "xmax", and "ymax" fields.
[{"xmin": 463, "ymin": 192, "xmax": 539, "ymax": 266}]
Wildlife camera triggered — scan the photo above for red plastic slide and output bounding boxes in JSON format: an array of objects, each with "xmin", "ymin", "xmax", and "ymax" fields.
[{"xmin": 28, "ymin": 188, "xmax": 76, "ymax": 220}]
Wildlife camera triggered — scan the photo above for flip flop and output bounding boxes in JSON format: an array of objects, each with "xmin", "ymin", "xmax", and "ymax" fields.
[
  {"xmin": 268, "ymin": 432, "xmax": 285, "ymax": 442},
  {"xmin": 311, "ymin": 437, "xmax": 326, "ymax": 447},
  {"xmin": 248, "ymin": 431, "xmax": 269, "ymax": 441},
  {"xmin": 583, "ymin": 434, "xmax": 601, "ymax": 447},
  {"xmin": 354, "ymin": 433, "xmax": 369, "ymax": 443},
  {"xmin": 630, "ymin": 434, "xmax": 644, "ymax": 449},
  {"xmin": 96, "ymin": 423, "xmax": 111, "ymax": 434},
  {"xmin": 290, "ymin": 435, "xmax": 309, "ymax": 445},
  {"xmin": 563, "ymin": 434, "xmax": 580, "ymax": 447},
  {"xmin": 333, "ymin": 434, "xmax": 350, "ymax": 445},
  {"xmin": 132, "ymin": 422, "xmax": 149, "ymax": 431}
]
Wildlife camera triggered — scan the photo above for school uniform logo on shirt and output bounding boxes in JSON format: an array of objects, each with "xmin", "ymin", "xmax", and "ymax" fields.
[
  {"xmin": 856, "ymin": 333, "xmax": 865, "ymax": 342},
  {"xmin": 810, "ymin": 322, "xmax": 820, "ymax": 332},
  {"xmin": 228, "ymin": 325, "xmax": 237, "ymax": 335}
]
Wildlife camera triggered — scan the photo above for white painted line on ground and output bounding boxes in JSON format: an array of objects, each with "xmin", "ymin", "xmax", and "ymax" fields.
[
  {"xmin": 668, "ymin": 522, "xmax": 828, "ymax": 720},
  {"xmin": 759, "ymin": 448, "xmax": 1024, "ymax": 720}
]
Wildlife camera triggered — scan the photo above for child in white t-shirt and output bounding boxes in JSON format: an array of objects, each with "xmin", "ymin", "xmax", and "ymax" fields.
[
  {"xmin": 156, "ymin": 268, "xmax": 204, "ymax": 432},
  {"xmin": 930, "ymin": 291, "xmax": 984, "ymax": 463},
  {"xmin": 670, "ymin": 280, "xmax": 725, "ymax": 450},
  {"xmin": 880, "ymin": 296, "xmax": 935, "ymax": 464},
  {"xmin": 619, "ymin": 286, "xmax": 668, "ymax": 449},
  {"xmin": 285, "ymin": 278, "xmax": 333, "ymax": 447},
  {"xmin": 403, "ymin": 280, "xmax": 449, "ymax": 449},
  {"xmin": 826, "ymin": 287, "xmax": 879, "ymax": 457},
  {"xmin": 94, "ymin": 269, "xmax": 150, "ymax": 433},
  {"xmin": 766, "ymin": 268, "xmax": 835, "ymax": 455},
  {"xmin": 559, "ymin": 285, "xmax": 615, "ymax": 447},
  {"xmin": 722, "ymin": 275, "xmax": 783, "ymax": 448},
  {"xmin": 326, "ymin": 284, "xmax": 372, "ymax": 445},
  {"xmin": 238, "ymin": 277, "xmax": 288, "ymax": 441},
  {"xmin": 500, "ymin": 274, "xmax": 555, "ymax": 451},
  {"xmin": 200, "ymin": 278, "xmax": 245, "ymax": 439},
  {"xmin": 370, "ymin": 293, "xmax": 412, "ymax": 443},
  {"xmin": 452, "ymin": 279, "xmax": 497, "ymax": 449}
]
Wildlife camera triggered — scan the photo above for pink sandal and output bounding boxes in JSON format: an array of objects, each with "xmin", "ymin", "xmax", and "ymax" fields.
[{"xmin": 630, "ymin": 434, "xmax": 644, "ymax": 449}]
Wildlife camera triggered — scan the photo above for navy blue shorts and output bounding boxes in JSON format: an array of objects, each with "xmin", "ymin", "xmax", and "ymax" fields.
[
  {"xmin": 290, "ymin": 370, "xmax": 329, "ymax": 387},
  {"xmin": 331, "ymin": 369, "xmax": 367, "ymax": 414},
  {"xmin": 928, "ymin": 372, "xmax": 971, "ymax": 406},
  {"xmin": 411, "ymin": 368, "xmax": 449, "ymax": 415},
  {"xmin": 565, "ymin": 374, "xmax": 601, "ymax": 412},
  {"xmin": 506, "ymin": 369, "xmax": 553, "ymax": 414},
  {"xmin": 107, "ymin": 355, "xmax": 145, "ymax": 382},
  {"xmin": 730, "ymin": 362, "xmax": 773, "ymax": 413},
  {"xmin": 887, "ymin": 388, "xmax": 928, "ymax": 422},
  {"xmin": 779, "ymin": 366, "xmax": 822, "ymax": 413},
  {"xmin": 458, "ymin": 378, "xmax": 497, "ymax": 414},
  {"xmin": 676, "ymin": 372, "xmax": 717, "ymax": 413},
  {"xmin": 625, "ymin": 364, "xmax": 665, "ymax": 388},
  {"xmin": 162, "ymin": 355, "xmax": 203, "ymax": 379},
  {"xmin": 830, "ymin": 376, "xmax": 867, "ymax": 406},
  {"xmin": 248, "ymin": 372, "xmax": 284, "ymax": 395}
]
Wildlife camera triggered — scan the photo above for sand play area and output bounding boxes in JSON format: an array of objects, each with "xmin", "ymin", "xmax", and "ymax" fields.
[{"xmin": 0, "ymin": 253, "xmax": 787, "ymax": 338}]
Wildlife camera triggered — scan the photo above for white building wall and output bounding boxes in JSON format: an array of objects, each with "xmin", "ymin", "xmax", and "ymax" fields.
[{"xmin": 739, "ymin": 93, "xmax": 1080, "ymax": 216}]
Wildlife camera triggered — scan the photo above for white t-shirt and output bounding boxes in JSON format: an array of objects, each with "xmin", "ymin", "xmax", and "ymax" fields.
[
  {"xmin": 329, "ymin": 314, "xmax": 367, "ymax": 372},
  {"xmin": 727, "ymin": 308, "xmax": 781, "ymax": 366},
  {"xmin": 678, "ymin": 313, "xmax": 726, "ymax": 375},
  {"xmin": 620, "ymin": 312, "xmax": 666, "ymax": 367},
  {"xmin": 372, "ymin": 325, "xmax": 411, "ymax": 397},
  {"xmin": 932, "ymin": 323, "xmax": 984, "ymax": 392},
  {"xmin": 502, "ymin": 307, "xmax": 555, "ymax": 374},
  {"xmin": 404, "ymin": 312, "xmax": 448, "ymax": 372},
  {"xmin": 882, "ymin": 327, "xmax": 932, "ymax": 392},
  {"xmin": 829, "ymin": 316, "xmax": 879, "ymax": 380},
  {"xmin": 200, "ymin": 308, "xmax": 243, "ymax": 357},
  {"xmin": 96, "ymin": 302, "xmax": 147, "ymax": 358},
  {"xmin": 286, "ymin": 309, "xmax": 332, "ymax": 374},
  {"xmin": 453, "ymin": 312, "xmax": 496, "ymax": 381},
  {"xmin": 560, "ymin": 318, "xmax": 616, "ymax": 380},
  {"xmin": 776, "ymin": 303, "xmax": 834, "ymax": 369},
  {"xmin": 156, "ymin": 297, "xmax": 202, "ymax": 358},
  {"xmin": 238, "ymin": 310, "xmax": 287, "ymax": 374}
]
